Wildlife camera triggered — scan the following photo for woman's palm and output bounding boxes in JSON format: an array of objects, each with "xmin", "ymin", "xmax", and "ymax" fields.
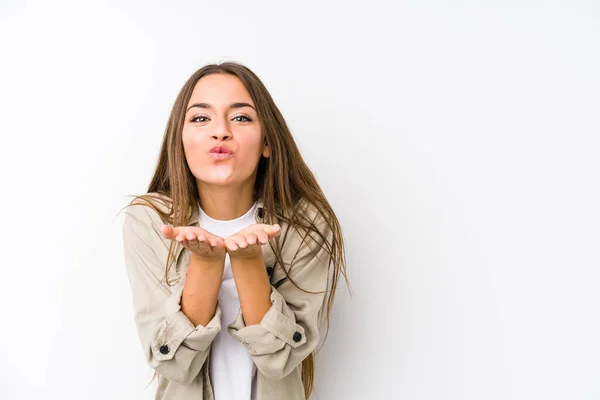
[{"xmin": 161, "ymin": 225, "xmax": 226, "ymax": 261}]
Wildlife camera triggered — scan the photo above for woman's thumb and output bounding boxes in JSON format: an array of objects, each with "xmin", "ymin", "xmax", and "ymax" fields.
[
  {"xmin": 161, "ymin": 225, "xmax": 175, "ymax": 238},
  {"xmin": 268, "ymin": 224, "xmax": 281, "ymax": 234}
]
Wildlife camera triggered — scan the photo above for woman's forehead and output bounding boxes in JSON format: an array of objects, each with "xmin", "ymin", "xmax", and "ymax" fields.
[{"xmin": 189, "ymin": 74, "xmax": 252, "ymax": 103}]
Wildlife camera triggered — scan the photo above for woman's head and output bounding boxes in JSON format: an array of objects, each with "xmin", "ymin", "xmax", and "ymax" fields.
[
  {"xmin": 182, "ymin": 73, "xmax": 269, "ymax": 193},
  {"xmin": 128, "ymin": 61, "xmax": 348, "ymax": 398},
  {"xmin": 148, "ymin": 61, "xmax": 308, "ymax": 216}
]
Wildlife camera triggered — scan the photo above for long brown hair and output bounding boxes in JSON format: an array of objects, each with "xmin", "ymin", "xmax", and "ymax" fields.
[{"xmin": 121, "ymin": 61, "xmax": 350, "ymax": 398}]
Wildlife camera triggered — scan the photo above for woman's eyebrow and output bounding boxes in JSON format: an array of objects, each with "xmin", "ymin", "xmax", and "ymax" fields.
[{"xmin": 186, "ymin": 102, "xmax": 256, "ymax": 112}]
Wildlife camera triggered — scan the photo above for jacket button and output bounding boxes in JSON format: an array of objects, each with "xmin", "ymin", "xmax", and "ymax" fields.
[
  {"xmin": 159, "ymin": 345, "xmax": 170, "ymax": 355},
  {"xmin": 293, "ymin": 332, "xmax": 302, "ymax": 342},
  {"xmin": 266, "ymin": 266, "xmax": 274, "ymax": 276}
]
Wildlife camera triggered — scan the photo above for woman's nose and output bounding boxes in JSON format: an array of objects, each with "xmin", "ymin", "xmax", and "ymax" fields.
[
  {"xmin": 212, "ymin": 131, "xmax": 231, "ymax": 140},
  {"xmin": 211, "ymin": 118, "xmax": 232, "ymax": 140}
]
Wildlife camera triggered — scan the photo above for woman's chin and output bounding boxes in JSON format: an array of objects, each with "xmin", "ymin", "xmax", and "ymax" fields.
[{"xmin": 197, "ymin": 175, "xmax": 236, "ymax": 186}]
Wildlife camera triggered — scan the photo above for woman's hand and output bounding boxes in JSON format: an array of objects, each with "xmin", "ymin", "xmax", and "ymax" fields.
[
  {"xmin": 161, "ymin": 225, "xmax": 227, "ymax": 262},
  {"xmin": 225, "ymin": 224, "xmax": 281, "ymax": 260}
]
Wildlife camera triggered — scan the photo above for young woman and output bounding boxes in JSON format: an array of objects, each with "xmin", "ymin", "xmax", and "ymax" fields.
[{"xmin": 121, "ymin": 62, "xmax": 348, "ymax": 400}]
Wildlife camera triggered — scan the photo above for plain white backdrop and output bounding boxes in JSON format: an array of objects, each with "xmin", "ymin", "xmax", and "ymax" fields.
[{"xmin": 1, "ymin": 0, "xmax": 599, "ymax": 399}]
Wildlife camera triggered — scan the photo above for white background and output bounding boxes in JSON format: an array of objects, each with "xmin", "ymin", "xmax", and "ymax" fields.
[{"xmin": 1, "ymin": 1, "xmax": 599, "ymax": 399}]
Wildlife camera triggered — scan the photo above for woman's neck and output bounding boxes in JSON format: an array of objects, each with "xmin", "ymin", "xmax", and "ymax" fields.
[{"xmin": 197, "ymin": 182, "xmax": 255, "ymax": 221}]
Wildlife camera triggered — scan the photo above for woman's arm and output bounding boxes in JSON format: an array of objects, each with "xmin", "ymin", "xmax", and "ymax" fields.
[
  {"xmin": 227, "ymin": 205, "xmax": 332, "ymax": 380},
  {"xmin": 122, "ymin": 205, "xmax": 222, "ymax": 385},
  {"xmin": 181, "ymin": 254, "xmax": 224, "ymax": 327},
  {"xmin": 230, "ymin": 254, "xmax": 273, "ymax": 325}
]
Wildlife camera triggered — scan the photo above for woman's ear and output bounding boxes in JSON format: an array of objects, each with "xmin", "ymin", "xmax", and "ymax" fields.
[{"xmin": 262, "ymin": 142, "xmax": 270, "ymax": 158}]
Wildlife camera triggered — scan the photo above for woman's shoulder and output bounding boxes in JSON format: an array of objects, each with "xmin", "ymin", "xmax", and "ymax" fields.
[
  {"xmin": 130, "ymin": 191, "xmax": 173, "ymax": 209},
  {"xmin": 123, "ymin": 191, "xmax": 173, "ymax": 227},
  {"xmin": 291, "ymin": 197, "xmax": 329, "ymax": 230},
  {"xmin": 281, "ymin": 197, "xmax": 332, "ymax": 252}
]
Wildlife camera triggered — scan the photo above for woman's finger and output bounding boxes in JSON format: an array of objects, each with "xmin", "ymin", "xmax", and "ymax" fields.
[
  {"xmin": 269, "ymin": 224, "xmax": 281, "ymax": 233},
  {"xmin": 250, "ymin": 223, "xmax": 279, "ymax": 234},
  {"xmin": 161, "ymin": 225, "xmax": 176, "ymax": 239},
  {"xmin": 244, "ymin": 233, "xmax": 258, "ymax": 245},
  {"xmin": 254, "ymin": 230, "xmax": 269, "ymax": 244},
  {"xmin": 234, "ymin": 235, "xmax": 248, "ymax": 248},
  {"xmin": 209, "ymin": 238, "xmax": 225, "ymax": 249},
  {"xmin": 225, "ymin": 238, "xmax": 239, "ymax": 252},
  {"xmin": 164, "ymin": 226, "xmax": 224, "ymax": 251},
  {"xmin": 252, "ymin": 224, "xmax": 275, "ymax": 230},
  {"xmin": 187, "ymin": 234, "xmax": 200, "ymax": 248},
  {"xmin": 263, "ymin": 224, "xmax": 280, "ymax": 239},
  {"xmin": 160, "ymin": 225, "xmax": 169, "ymax": 237},
  {"xmin": 186, "ymin": 232, "xmax": 196, "ymax": 241},
  {"xmin": 176, "ymin": 229, "xmax": 188, "ymax": 242}
]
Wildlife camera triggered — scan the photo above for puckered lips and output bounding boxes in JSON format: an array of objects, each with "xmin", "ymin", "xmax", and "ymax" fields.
[{"xmin": 208, "ymin": 145, "xmax": 234, "ymax": 160}]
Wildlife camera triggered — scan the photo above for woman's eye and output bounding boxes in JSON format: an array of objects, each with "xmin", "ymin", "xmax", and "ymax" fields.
[
  {"xmin": 233, "ymin": 115, "xmax": 252, "ymax": 122},
  {"xmin": 190, "ymin": 115, "xmax": 208, "ymax": 123}
]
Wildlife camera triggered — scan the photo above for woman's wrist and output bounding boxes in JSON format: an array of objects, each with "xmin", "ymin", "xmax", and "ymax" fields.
[{"xmin": 189, "ymin": 252, "xmax": 225, "ymax": 270}]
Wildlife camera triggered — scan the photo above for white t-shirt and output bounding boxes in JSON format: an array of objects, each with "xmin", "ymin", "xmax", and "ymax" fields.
[{"xmin": 199, "ymin": 201, "xmax": 258, "ymax": 400}]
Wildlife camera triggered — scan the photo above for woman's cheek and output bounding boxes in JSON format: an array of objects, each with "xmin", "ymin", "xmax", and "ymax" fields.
[
  {"xmin": 182, "ymin": 129, "xmax": 200, "ymax": 147},
  {"xmin": 183, "ymin": 133, "xmax": 206, "ymax": 157}
]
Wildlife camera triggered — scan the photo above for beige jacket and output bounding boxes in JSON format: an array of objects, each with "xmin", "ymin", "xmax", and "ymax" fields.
[{"xmin": 121, "ymin": 193, "xmax": 330, "ymax": 399}]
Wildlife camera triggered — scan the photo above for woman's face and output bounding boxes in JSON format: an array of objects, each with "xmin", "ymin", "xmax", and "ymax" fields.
[{"xmin": 182, "ymin": 73, "xmax": 269, "ymax": 189}]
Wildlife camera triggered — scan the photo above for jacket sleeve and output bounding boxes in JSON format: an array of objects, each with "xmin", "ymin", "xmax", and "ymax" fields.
[
  {"xmin": 227, "ymin": 205, "xmax": 332, "ymax": 380},
  {"xmin": 122, "ymin": 205, "xmax": 221, "ymax": 385}
]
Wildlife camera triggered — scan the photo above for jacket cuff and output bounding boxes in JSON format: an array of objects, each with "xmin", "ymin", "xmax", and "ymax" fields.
[
  {"xmin": 227, "ymin": 286, "xmax": 307, "ymax": 355},
  {"xmin": 152, "ymin": 284, "xmax": 222, "ymax": 361}
]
